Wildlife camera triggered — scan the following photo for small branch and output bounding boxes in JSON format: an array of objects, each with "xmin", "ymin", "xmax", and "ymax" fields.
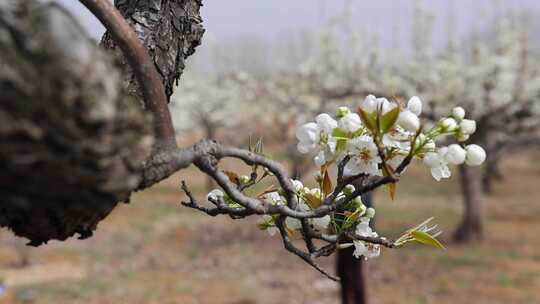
[
  {"xmin": 79, "ymin": 0, "xmax": 176, "ymax": 147},
  {"xmin": 180, "ymin": 181, "xmax": 253, "ymax": 218},
  {"xmin": 275, "ymin": 217, "xmax": 340, "ymax": 281},
  {"xmin": 345, "ymin": 231, "xmax": 397, "ymax": 249}
]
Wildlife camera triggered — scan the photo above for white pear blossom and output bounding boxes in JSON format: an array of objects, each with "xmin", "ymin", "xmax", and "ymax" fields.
[
  {"xmin": 457, "ymin": 133, "xmax": 470, "ymax": 142},
  {"xmin": 441, "ymin": 118, "xmax": 458, "ymax": 131},
  {"xmin": 452, "ymin": 107, "xmax": 466, "ymax": 120},
  {"xmin": 291, "ymin": 179, "xmax": 304, "ymax": 193},
  {"xmin": 262, "ymin": 192, "xmax": 283, "ymax": 205},
  {"xmin": 343, "ymin": 184, "xmax": 356, "ymax": 195},
  {"xmin": 361, "ymin": 95, "xmax": 396, "ymax": 114},
  {"xmin": 353, "ymin": 218, "xmax": 381, "ymax": 259},
  {"xmin": 207, "ymin": 189, "xmax": 224, "ymax": 201},
  {"xmin": 407, "ymin": 96, "xmax": 423, "ymax": 116},
  {"xmin": 383, "ymin": 126, "xmax": 412, "ymax": 150},
  {"xmin": 365, "ymin": 207, "xmax": 376, "ymax": 218},
  {"xmin": 312, "ymin": 215, "xmax": 331, "ymax": 231},
  {"xmin": 459, "ymin": 119, "xmax": 477, "ymax": 135},
  {"xmin": 296, "ymin": 113, "xmax": 338, "ymax": 166},
  {"xmin": 338, "ymin": 113, "xmax": 363, "ymax": 133},
  {"xmin": 285, "ymin": 217, "xmax": 302, "ymax": 230},
  {"xmin": 397, "ymin": 110, "xmax": 420, "ymax": 132},
  {"xmin": 465, "ymin": 144, "xmax": 486, "ymax": 166},
  {"xmin": 378, "ymin": 97, "xmax": 397, "ymax": 114},
  {"xmin": 360, "ymin": 95, "xmax": 378, "ymax": 113},
  {"xmin": 424, "ymin": 148, "xmax": 451, "ymax": 181},
  {"xmin": 345, "ymin": 136, "xmax": 382, "ymax": 176},
  {"xmin": 445, "ymin": 144, "xmax": 467, "ymax": 165}
]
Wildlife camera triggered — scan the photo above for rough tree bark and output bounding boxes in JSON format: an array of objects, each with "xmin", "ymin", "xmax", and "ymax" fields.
[
  {"xmin": 0, "ymin": 0, "xmax": 204, "ymax": 245},
  {"xmin": 101, "ymin": 0, "xmax": 205, "ymax": 103},
  {"xmin": 337, "ymin": 192, "xmax": 373, "ymax": 304},
  {"xmin": 0, "ymin": 0, "xmax": 152, "ymax": 245},
  {"xmin": 453, "ymin": 165, "xmax": 484, "ymax": 242}
]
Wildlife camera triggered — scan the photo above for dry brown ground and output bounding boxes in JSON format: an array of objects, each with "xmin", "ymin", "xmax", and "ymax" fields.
[{"xmin": 0, "ymin": 151, "xmax": 539, "ymax": 304}]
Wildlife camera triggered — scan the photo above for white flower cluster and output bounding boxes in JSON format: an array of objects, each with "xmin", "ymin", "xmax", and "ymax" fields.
[
  {"xmin": 257, "ymin": 179, "xmax": 332, "ymax": 236},
  {"xmin": 352, "ymin": 209, "xmax": 380, "ymax": 259},
  {"xmin": 206, "ymin": 95, "xmax": 485, "ymax": 261},
  {"xmin": 296, "ymin": 95, "xmax": 486, "ymax": 181},
  {"xmin": 422, "ymin": 106, "xmax": 485, "ymax": 181}
]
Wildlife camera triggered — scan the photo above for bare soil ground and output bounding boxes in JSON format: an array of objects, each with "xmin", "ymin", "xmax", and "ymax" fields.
[{"xmin": 0, "ymin": 152, "xmax": 539, "ymax": 304}]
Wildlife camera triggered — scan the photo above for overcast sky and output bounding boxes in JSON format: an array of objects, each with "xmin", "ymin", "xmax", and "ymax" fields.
[
  {"xmin": 53, "ymin": 0, "xmax": 540, "ymax": 73},
  {"xmin": 56, "ymin": 0, "xmax": 540, "ymax": 41}
]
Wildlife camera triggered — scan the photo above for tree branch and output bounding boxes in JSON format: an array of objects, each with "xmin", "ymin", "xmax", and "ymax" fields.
[{"xmin": 79, "ymin": 0, "xmax": 176, "ymax": 147}]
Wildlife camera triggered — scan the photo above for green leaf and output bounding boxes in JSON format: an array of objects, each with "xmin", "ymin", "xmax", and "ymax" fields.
[
  {"xmin": 406, "ymin": 217, "xmax": 435, "ymax": 234},
  {"xmin": 332, "ymin": 128, "xmax": 348, "ymax": 138},
  {"xmin": 358, "ymin": 108, "xmax": 378, "ymax": 135},
  {"xmin": 342, "ymin": 207, "xmax": 364, "ymax": 230},
  {"xmin": 411, "ymin": 230, "xmax": 445, "ymax": 250},
  {"xmin": 255, "ymin": 137, "xmax": 264, "ymax": 155},
  {"xmin": 379, "ymin": 106, "xmax": 400, "ymax": 134}
]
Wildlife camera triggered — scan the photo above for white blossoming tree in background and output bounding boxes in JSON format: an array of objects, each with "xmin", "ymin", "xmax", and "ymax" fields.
[
  {"xmin": 170, "ymin": 73, "xmax": 255, "ymax": 190},
  {"xmin": 7, "ymin": 2, "xmax": 532, "ymax": 304},
  {"xmin": 250, "ymin": 9, "xmax": 388, "ymax": 178},
  {"xmin": 393, "ymin": 4, "xmax": 540, "ymax": 242}
]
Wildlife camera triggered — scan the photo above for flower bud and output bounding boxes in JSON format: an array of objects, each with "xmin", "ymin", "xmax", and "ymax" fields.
[
  {"xmin": 459, "ymin": 119, "xmax": 476, "ymax": 135},
  {"xmin": 291, "ymin": 179, "xmax": 304, "ymax": 193},
  {"xmin": 441, "ymin": 118, "xmax": 457, "ymax": 131},
  {"xmin": 445, "ymin": 144, "xmax": 467, "ymax": 165},
  {"xmin": 361, "ymin": 95, "xmax": 378, "ymax": 113},
  {"xmin": 336, "ymin": 106, "xmax": 351, "ymax": 118},
  {"xmin": 456, "ymin": 133, "xmax": 470, "ymax": 142},
  {"xmin": 465, "ymin": 144, "xmax": 486, "ymax": 166},
  {"xmin": 343, "ymin": 184, "xmax": 356, "ymax": 196},
  {"xmin": 207, "ymin": 189, "xmax": 224, "ymax": 201},
  {"xmin": 366, "ymin": 207, "xmax": 376, "ymax": 218},
  {"xmin": 379, "ymin": 98, "xmax": 397, "ymax": 114},
  {"xmin": 452, "ymin": 107, "xmax": 466, "ymax": 120},
  {"xmin": 312, "ymin": 215, "xmax": 331, "ymax": 231},
  {"xmin": 239, "ymin": 175, "xmax": 250, "ymax": 184},
  {"xmin": 397, "ymin": 110, "xmax": 420, "ymax": 132},
  {"xmin": 407, "ymin": 96, "xmax": 423, "ymax": 116},
  {"xmin": 424, "ymin": 140, "xmax": 436, "ymax": 150},
  {"xmin": 339, "ymin": 113, "xmax": 362, "ymax": 133}
]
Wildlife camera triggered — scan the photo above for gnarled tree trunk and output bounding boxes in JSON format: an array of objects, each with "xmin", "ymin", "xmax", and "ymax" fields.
[{"xmin": 0, "ymin": 0, "xmax": 204, "ymax": 245}]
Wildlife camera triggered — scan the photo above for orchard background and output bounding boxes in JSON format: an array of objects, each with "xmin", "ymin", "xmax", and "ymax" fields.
[{"xmin": 1, "ymin": 1, "xmax": 540, "ymax": 303}]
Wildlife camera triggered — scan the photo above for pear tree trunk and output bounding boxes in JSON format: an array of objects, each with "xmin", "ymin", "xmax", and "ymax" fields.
[
  {"xmin": 336, "ymin": 192, "xmax": 373, "ymax": 304},
  {"xmin": 453, "ymin": 165, "xmax": 484, "ymax": 242}
]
